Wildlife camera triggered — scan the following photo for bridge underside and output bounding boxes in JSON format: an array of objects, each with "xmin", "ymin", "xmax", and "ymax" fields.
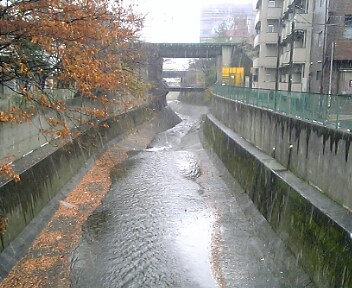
[
  {"xmin": 166, "ymin": 87, "xmax": 206, "ymax": 92},
  {"xmin": 162, "ymin": 71, "xmax": 187, "ymax": 78},
  {"xmin": 152, "ymin": 43, "xmax": 224, "ymax": 58},
  {"xmin": 148, "ymin": 43, "xmax": 236, "ymax": 86}
]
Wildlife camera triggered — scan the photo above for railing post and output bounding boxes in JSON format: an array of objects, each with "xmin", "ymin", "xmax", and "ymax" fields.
[{"xmin": 335, "ymin": 95, "xmax": 339, "ymax": 129}]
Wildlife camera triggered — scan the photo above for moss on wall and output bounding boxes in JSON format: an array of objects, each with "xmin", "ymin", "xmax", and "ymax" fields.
[{"xmin": 203, "ymin": 115, "xmax": 352, "ymax": 288}]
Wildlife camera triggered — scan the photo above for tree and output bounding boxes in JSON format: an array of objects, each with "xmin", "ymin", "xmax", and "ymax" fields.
[
  {"xmin": 188, "ymin": 59, "xmax": 217, "ymax": 88},
  {"xmin": 0, "ymin": 0, "xmax": 146, "ymax": 181},
  {"xmin": 214, "ymin": 18, "xmax": 234, "ymax": 43}
]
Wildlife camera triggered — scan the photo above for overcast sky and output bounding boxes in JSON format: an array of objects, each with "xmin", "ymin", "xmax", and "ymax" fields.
[{"xmin": 133, "ymin": 0, "xmax": 256, "ymax": 43}]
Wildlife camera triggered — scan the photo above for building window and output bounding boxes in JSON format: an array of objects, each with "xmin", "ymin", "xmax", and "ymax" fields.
[
  {"xmin": 296, "ymin": 0, "xmax": 308, "ymax": 13},
  {"xmin": 268, "ymin": 0, "xmax": 276, "ymax": 8},
  {"xmin": 344, "ymin": 14, "xmax": 352, "ymax": 39},
  {"xmin": 286, "ymin": 43, "xmax": 291, "ymax": 52},
  {"xmin": 316, "ymin": 71, "xmax": 322, "ymax": 81},
  {"xmin": 295, "ymin": 30, "xmax": 306, "ymax": 48},
  {"xmin": 318, "ymin": 31, "xmax": 323, "ymax": 47},
  {"xmin": 267, "ymin": 24, "xmax": 275, "ymax": 33}
]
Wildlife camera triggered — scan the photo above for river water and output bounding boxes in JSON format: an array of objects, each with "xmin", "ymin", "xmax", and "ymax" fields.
[{"xmin": 70, "ymin": 100, "xmax": 313, "ymax": 288}]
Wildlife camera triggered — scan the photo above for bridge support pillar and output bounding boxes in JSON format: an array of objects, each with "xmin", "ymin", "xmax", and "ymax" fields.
[
  {"xmin": 222, "ymin": 45, "xmax": 234, "ymax": 67},
  {"xmin": 216, "ymin": 55, "xmax": 222, "ymax": 84},
  {"xmin": 216, "ymin": 45, "xmax": 236, "ymax": 84}
]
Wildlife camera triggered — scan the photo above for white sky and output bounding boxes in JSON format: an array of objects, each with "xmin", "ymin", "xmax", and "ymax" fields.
[{"xmin": 133, "ymin": 0, "xmax": 256, "ymax": 43}]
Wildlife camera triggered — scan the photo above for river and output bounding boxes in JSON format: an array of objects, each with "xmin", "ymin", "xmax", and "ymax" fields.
[{"xmin": 70, "ymin": 100, "xmax": 313, "ymax": 288}]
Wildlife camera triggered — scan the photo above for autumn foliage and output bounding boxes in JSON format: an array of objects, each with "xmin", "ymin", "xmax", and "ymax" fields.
[{"xmin": 0, "ymin": 0, "xmax": 147, "ymax": 181}]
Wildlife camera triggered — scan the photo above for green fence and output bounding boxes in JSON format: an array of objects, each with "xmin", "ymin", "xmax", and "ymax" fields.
[{"xmin": 212, "ymin": 85, "xmax": 352, "ymax": 131}]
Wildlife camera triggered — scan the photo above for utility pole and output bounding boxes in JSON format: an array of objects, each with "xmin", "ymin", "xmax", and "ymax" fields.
[
  {"xmin": 275, "ymin": 22, "xmax": 281, "ymax": 91},
  {"xmin": 321, "ymin": 0, "xmax": 330, "ymax": 94},
  {"xmin": 328, "ymin": 41, "xmax": 335, "ymax": 95},
  {"xmin": 288, "ymin": 5, "xmax": 295, "ymax": 93}
]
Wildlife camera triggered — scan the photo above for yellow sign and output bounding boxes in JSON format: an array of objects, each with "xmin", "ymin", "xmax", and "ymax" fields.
[{"xmin": 222, "ymin": 67, "xmax": 244, "ymax": 86}]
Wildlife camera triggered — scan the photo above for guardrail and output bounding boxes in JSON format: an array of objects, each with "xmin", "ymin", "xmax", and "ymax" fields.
[{"xmin": 212, "ymin": 84, "xmax": 352, "ymax": 131}]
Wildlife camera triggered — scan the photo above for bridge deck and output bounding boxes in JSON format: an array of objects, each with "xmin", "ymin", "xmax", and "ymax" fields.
[
  {"xmin": 151, "ymin": 43, "xmax": 234, "ymax": 58},
  {"xmin": 166, "ymin": 86, "xmax": 206, "ymax": 92}
]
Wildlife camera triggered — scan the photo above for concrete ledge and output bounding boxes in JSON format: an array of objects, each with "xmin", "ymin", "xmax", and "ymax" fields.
[
  {"xmin": 0, "ymin": 97, "xmax": 166, "ymax": 253},
  {"xmin": 203, "ymin": 114, "xmax": 352, "ymax": 288},
  {"xmin": 210, "ymin": 95, "xmax": 352, "ymax": 211}
]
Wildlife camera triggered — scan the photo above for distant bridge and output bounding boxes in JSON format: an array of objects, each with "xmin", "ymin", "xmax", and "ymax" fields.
[
  {"xmin": 162, "ymin": 70, "xmax": 187, "ymax": 78},
  {"xmin": 151, "ymin": 43, "xmax": 228, "ymax": 58},
  {"xmin": 166, "ymin": 86, "xmax": 207, "ymax": 92},
  {"xmin": 150, "ymin": 43, "xmax": 236, "ymax": 83}
]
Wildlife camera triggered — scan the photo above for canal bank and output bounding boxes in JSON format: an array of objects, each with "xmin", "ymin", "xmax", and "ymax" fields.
[
  {"xmin": 0, "ymin": 99, "xmax": 181, "ymax": 285},
  {"xmin": 203, "ymin": 113, "xmax": 352, "ymax": 288}
]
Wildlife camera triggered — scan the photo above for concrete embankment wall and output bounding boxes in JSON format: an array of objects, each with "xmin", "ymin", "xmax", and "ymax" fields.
[
  {"xmin": 0, "ymin": 96, "xmax": 153, "ymax": 164},
  {"xmin": 0, "ymin": 96, "xmax": 169, "ymax": 253},
  {"xmin": 203, "ymin": 96, "xmax": 352, "ymax": 287},
  {"xmin": 211, "ymin": 95, "xmax": 352, "ymax": 211}
]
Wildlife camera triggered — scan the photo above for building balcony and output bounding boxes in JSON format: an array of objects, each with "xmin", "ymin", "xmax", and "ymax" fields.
[
  {"xmin": 261, "ymin": 56, "xmax": 277, "ymax": 69},
  {"xmin": 253, "ymin": 55, "xmax": 278, "ymax": 70},
  {"xmin": 254, "ymin": 34, "xmax": 260, "ymax": 48},
  {"xmin": 255, "ymin": 11, "xmax": 261, "ymax": 27},
  {"xmin": 278, "ymin": 82, "xmax": 302, "ymax": 92},
  {"xmin": 253, "ymin": 57, "xmax": 260, "ymax": 68},
  {"xmin": 265, "ymin": 32, "xmax": 279, "ymax": 44},
  {"xmin": 256, "ymin": 0, "xmax": 262, "ymax": 9},
  {"xmin": 280, "ymin": 48, "xmax": 307, "ymax": 65},
  {"xmin": 295, "ymin": 16, "xmax": 313, "ymax": 30},
  {"xmin": 293, "ymin": 48, "xmax": 307, "ymax": 62},
  {"xmin": 267, "ymin": 7, "xmax": 282, "ymax": 19},
  {"xmin": 258, "ymin": 81, "xmax": 276, "ymax": 90}
]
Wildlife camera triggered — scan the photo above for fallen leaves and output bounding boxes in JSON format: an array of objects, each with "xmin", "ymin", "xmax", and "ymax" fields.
[
  {"xmin": 0, "ymin": 144, "xmax": 128, "ymax": 287},
  {"xmin": 0, "ymin": 163, "xmax": 20, "ymax": 183},
  {"xmin": 0, "ymin": 114, "xmax": 160, "ymax": 287}
]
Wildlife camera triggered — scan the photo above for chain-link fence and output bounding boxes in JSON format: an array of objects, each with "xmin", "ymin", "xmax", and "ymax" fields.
[{"xmin": 212, "ymin": 84, "xmax": 352, "ymax": 131}]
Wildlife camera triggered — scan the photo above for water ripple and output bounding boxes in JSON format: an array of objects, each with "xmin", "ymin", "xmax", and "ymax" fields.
[{"xmin": 71, "ymin": 132, "xmax": 216, "ymax": 288}]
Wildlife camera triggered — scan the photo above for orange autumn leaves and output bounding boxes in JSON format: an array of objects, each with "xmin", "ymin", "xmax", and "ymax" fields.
[
  {"xmin": 1, "ymin": 0, "xmax": 144, "ymax": 107},
  {"xmin": 0, "ymin": 0, "xmax": 146, "ymax": 180}
]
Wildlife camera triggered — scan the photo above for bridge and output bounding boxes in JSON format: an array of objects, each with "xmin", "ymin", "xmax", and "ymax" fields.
[
  {"xmin": 151, "ymin": 43, "xmax": 225, "ymax": 58},
  {"xmin": 165, "ymin": 86, "xmax": 206, "ymax": 92},
  {"xmin": 149, "ymin": 43, "xmax": 237, "ymax": 82},
  {"xmin": 162, "ymin": 70, "xmax": 187, "ymax": 78}
]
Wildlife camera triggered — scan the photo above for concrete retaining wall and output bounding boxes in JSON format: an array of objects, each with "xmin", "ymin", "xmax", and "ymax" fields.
[
  {"xmin": 203, "ymin": 114, "xmax": 352, "ymax": 288},
  {"xmin": 0, "ymin": 96, "xmax": 154, "ymax": 164},
  {"xmin": 210, "ymin": 95, "xmax": 352, "ymax": 211},
  {"xmin": 0, "ymin": 96, "xmax": 167, "ymax": 252}
]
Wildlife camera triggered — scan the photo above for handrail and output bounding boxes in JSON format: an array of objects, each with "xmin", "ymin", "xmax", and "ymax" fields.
[{"xmin": 211, "ymin": 84, "xmax": 352, "ymax": 131}]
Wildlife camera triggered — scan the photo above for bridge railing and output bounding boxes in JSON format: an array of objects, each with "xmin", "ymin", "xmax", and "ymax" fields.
[{"xmin": 212, "ymin": 84, "xmax": 352, "ymax": 131}]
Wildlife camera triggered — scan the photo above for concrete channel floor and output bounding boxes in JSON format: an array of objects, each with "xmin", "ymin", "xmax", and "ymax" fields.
[{"xmin": 0, "ymin": 100, "xmax": 314, "ymax": 287}]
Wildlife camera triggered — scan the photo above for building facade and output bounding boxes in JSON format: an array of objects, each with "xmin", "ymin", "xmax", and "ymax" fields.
[
  {"xmin": 253, "ymin": 0, "xmax": 282, "ymax": 90},
  {"xmin": 200, "ymin": 2, "xmax": 255, "ymax": 44},
  {"xmin": 253, "ymin": 0, "xmax": 352, "ymax": 94},
  {"xmin": 310, "ymin": 0, "xmax": 352, "ymax": 95},
  {"xmin": 253, "ymin": 0, "xmax": 312, "ymax": 92}
]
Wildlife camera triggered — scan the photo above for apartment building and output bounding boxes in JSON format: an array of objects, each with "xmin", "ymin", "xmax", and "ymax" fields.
[
  {"xmin": 253, "ymin": 0, "xmax": 282, "ymax": 90},
  {"xmin": 254, "ymin": 0, "xmax": 352, "ymax": 94},
  {"xmin": 310, "ymin": 0, "xmax": 352, "ymax": 95},
  {"xmin": 253, "ymin": 0, "xmax": 312, "ymax": 92}
]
